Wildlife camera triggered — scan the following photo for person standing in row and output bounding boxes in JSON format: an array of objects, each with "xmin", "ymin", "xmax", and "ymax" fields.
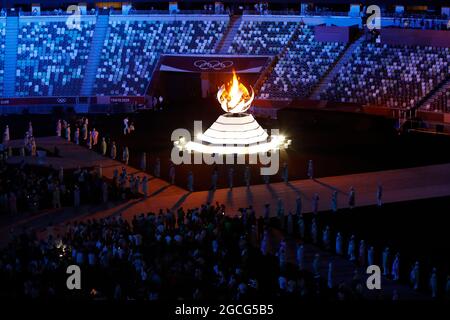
[
  {"xmin": 295, "ymin": 196, "xmax": 302, "ymax": 216},
  {"xmin": 154, "ymin": 158, "xmax": 161, "ymax": 178},
  {"xmin": 169, "ymin": 163, "xmax": 176, "ymax": 185},
  {"xmin": 377, "ymin": 182, "xmax": 383, "ymax": 207},
  {"xmin": 82, "ymin": 122, "xmax": 88, "ymax": 141},
  {"xmin": 92, "ymin": 128, "xmax": 99, "ymax": 146},
  {"xmin": 367, "ymin": 246, "xmax": 375, "ymax": 266},
  {"xmin": 73, "ymin": 185, "xmax": 80, "ymax": 208},
  {"xmin": 307, "ymin": 159, "xmax": 314, "ymax": 179},
  {"xmin": 102, "ymin": 181, "xmax": 108, "ymax": 203},
  {"xmin": 110, "ymin": 141, "xmax": 117, "ymax": 160},
  {"xmin": 311, "ymin": 218, "xmax": 318, "ymax": 244},
  {"xmin": 336, "ymin": 232, "xmax": 343, "ymax": 255},
  {"xmin": 263, "ymin": 203, "xmax": 270, "ymax": 221},
  {"xmin": 123, "ymin": 117, "xmax": 129, "ymax": 135},
  {"xmin": 28, "ymin": 121, "xmax": 33, "ymax": 137},
  {"xmin": 348, "ymin": 186, "xmax": 355, "ymax": 209},
  {"xmin": 327, "ymin": 261, "xmax": 334, "ymax": 289},
  {"xmin": 74, "ymin": 128, "xmax": 80, "ymax": 145},
  {"xmin": 187, "ymin": 171, "xmax": 194, "ymax": 192},
  {"xmin": 211, "ymin": 168, "xmax": 218, "ymax": 191},
  {"xmin": 312, "ymin": 253, "xmax": 320, "ymax": 278},
  {"xmin": 56, "ymin": 120, "xmax": 61, "ymax": 137},
  {"xmin": 140, "ymin": 152, "xmax": 147, "ymax": 171},
  {"xmin": 244, "ymin": 166, "xmax": 251, "ymax": 188},
  {"xmin": 331, "ymin": 190, "xmax": 338, "ymax": 212},
  {"xmin": 382, "ymin": 247, "xmax": 390, "ymax": 276},
  {"xmin": 392, "ymin": 253, "xmax": 400, "ymax": 281},
  {"xmin": 87, "ymin": 130, "xmax": 93, "ymax": 149},
  {"xmin": 277, "ymin": 198, "xmax": 284, "ymax": 226},
  {"xmin": 134, "ymin": 176, "xmax": 141, "ymax": 195},
  {"xmin": 142, "ymin": 176, "xmax": 148, "ymax": 198},
  {"xmin": 410, "ymin": 261, "xmax": 420, "ymax": 291},
  {"xmin": 52, "ymin": 185, "xmax": 61, "ymax": 209},
  {"xmin": 228, "ymin": 167, "xmax": 234, "ymax": 190},
  {"xmin": 322, "ymin": 226, "xmax": 330, "ymax": 250},
  {"xmin": 296, "ymin": 244, "xmax": 304, "ymax": 270},
  {"xmin": 347, "ymin": 235, "xmax": 356, "ymax": 261},
  {"xmin": 359, "ymin": 240, "xmax": 366, "ymax": 266},
  {"xmin": 65, "ymin": 125, "xmax": 71, "ymax": 142},
  {"xmin": 281, "ymin": 162, "xmax": 288, "ymax": 184},
  {"xmin": 297, "ymin": 213, "xmax": 305, "ymax": 239},
  {"xmin": 122, "ymin": 146, "xmax": 129, "ymax": 165},
  {"xmin": 430, "ymin": 268, "xmax": 438, "ymax": 299},
  {"xmin": 3, "ymin": 125, "xmax": 10, "ymax": 143},
  {"xmin": 312, "ymin": 193, "xmax": 319, "ymax": 214},
  {"xmin": 101, "ymin": 138, "xmax": 107, "ymax": 156}
]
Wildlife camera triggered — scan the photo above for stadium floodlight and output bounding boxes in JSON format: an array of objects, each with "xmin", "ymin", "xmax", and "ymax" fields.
[{"xmin": 175, "ymin": 71, "xmax": 290, "ymax": 155}]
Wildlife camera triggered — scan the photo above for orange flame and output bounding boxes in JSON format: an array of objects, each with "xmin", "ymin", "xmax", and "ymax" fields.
[{"xmin": 217, "ymin": 70, "xmax": 254, "ymax": 114}]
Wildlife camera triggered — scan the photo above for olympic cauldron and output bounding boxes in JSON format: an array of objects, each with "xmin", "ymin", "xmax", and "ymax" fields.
[{"xmin": 175, "ymin": 71, "xmax": 291, "ymax": 155}]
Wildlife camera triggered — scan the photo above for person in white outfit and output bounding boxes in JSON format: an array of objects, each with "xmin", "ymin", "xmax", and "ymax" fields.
[{"xmin": 123, "ymin": 117, "xmax": 129, "ymax": 135}]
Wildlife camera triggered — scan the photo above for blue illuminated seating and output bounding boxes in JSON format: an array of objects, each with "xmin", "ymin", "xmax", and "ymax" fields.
[
  {"xmin": 94, "ymin": 20, "xmax": 226, "ymax": 96},
  {"xmin": 258, "ymin": 25, "xmax": 346, "ymax": 99},
  {"xmin": 15, "ymin": 20, "xmax": 95, "ymax": 96},
  {"xmin": 229, "ymin": 21, "xmax": 297, "ymax": 55},
  {"xmin": 321, "ymin": 40, "xmax": 450, "ymax": 109}
]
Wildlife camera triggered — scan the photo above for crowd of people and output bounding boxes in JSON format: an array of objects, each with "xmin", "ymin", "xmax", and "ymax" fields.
[
  {"xmin": 0, "ymin": 152, "xmax": 117, "ymax": 215},
  {"xmin": 272, "ymin": 202, "xmax": 450, "ymax": 299},
  {"xmin": 1, "ymin": 116, "xmax": 449, "ymax": 300},
  {"xmin": 2, "ymin": 194, "xmax": 448, "ymax": 300},
  {"xmin": 0, "ymin": 119, "xmax": 134, "ymax": 215},
  {"xmin": 0, "ymin": 201, "xmax": 370, "ymax": 300}
]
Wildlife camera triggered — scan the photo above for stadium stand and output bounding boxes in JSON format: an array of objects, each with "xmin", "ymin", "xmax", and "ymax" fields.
[
  {"xmin": 15, "ymin": 19, "xmax": 95, "ymax": 96},
  {"xmin": 94, "ymin": 19, "xmax": 227, "ymax": 96},
  {"xmin": 320, "ymin": 39, "xmax": 450, "ymax": 109},
  {"xmin": 0, "ymin": 12, "xmax": 447, "ymax": 111},
  {"xmin": 258, "ymin": 25, "xmax": 346, "ymax": 99},
  {"xmin": 0, "ymin": 20, "xmax": 5, "ymax": 96},
  {"xmin": 228, "ymin": 20, "xmax": 297, "ymax": 55},
  {"xmin": 422, "ymin": 88, "xmax": 450, "ymax": 113}
]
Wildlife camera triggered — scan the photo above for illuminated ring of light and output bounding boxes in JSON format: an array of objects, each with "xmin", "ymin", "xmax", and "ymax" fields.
[
  {"xmin": 183, "ymin": 135, "xmax": 288, "ymax": 155},
  {"xmin": 193, "ymin": 60, "xmax": 234, "ymax": 71}
]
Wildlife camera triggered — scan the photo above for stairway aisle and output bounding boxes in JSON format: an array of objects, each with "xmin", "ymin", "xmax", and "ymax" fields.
[
  {"xmin": 80, "ymin": 14, "xmax": 110, "ymax": 97},
  {"xmin": 416, "ymin": 77, "xmax": 450, "ymax": 112},
  {"xmin": 217, "ymin": 16, "xmax": 243, "ymax": 54},
  {"xmin": 309, "ymin": 35, "xmax": 365, "ymax": 100},
  {"xmin": 3, "ymin": 16, "xmax": 19, "ymax": 97}
]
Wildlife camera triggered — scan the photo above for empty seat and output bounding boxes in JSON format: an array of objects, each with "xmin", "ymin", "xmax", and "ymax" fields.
[
  {"xmin": 15, "ymin": 20, "xmax": 95, "ymax": 96},
  {"xmin": 94, "ymin": 19, "xmax": 226, "ymax": 96}
]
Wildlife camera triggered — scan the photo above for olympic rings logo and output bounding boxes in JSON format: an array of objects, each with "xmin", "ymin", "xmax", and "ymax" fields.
[
  {"xmin": 57, "ymin": 98, "xmax": 67, "ymax": 103},
  {"xmin": 193, "ymin": 60, "xmax": 234, "ymax": 70}
]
